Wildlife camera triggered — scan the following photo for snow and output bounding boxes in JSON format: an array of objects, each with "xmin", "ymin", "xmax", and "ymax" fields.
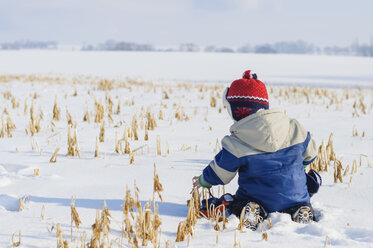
[
  {"xmin": 1, "ymin": 50, "xmax": 373, "ymax": 86},
  {"xmin": 0, "ymin": 51, "xmax": 372, "ymax": 247}
]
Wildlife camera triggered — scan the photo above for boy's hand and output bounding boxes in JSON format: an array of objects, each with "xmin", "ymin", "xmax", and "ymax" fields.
[{"xmin": 192, "ymin": 176, "xmax": 201, "ymax": 190}]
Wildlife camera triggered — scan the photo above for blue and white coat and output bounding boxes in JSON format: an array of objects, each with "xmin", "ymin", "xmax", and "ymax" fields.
[{"xmin": 199, "ymin": 109, "xmax": 317, "ymax": 213}]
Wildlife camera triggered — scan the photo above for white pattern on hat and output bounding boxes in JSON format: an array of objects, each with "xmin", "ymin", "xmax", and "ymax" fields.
[{"xmin": 227, "ymin": 95, "xmax": 269, "ymax": 103}]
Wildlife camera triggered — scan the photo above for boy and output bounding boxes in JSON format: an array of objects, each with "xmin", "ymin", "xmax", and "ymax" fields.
[{"xmin": 193, "ymin": 70, "xmax": 318, "ymax": 230}]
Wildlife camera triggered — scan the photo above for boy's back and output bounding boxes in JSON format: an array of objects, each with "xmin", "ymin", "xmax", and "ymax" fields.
[{"xmin": 203, "ymin": 108, "xmax": 317, "ymax": 212}]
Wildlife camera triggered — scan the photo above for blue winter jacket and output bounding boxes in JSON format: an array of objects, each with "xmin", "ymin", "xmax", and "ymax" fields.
[{"xmin": 199, "ymin": 109, "xmax": 317, "ymax": 213}]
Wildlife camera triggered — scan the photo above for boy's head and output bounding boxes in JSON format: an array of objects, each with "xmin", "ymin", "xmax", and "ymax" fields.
[{"xmin": 223, "ymin": 70, "xmax": 269, "ymax": 121}]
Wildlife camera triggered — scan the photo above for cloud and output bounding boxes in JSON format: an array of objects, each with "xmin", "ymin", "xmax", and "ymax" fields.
[
  {"xmin": 233, "ymin": 0, "xmax": 259, "ymax": 10},
  {"xmin": 95, "ymin": 0, "xmax": 191, "ymax": 13}
]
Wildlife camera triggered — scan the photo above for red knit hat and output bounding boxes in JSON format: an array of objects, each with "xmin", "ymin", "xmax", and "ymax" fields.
[{"xmin": 223, "ymin": 70, "xmax": 269, "ymax": 121}]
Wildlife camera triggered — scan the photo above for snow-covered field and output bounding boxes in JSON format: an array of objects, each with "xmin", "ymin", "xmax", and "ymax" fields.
[
  {"xmin": 1, "ymin": 50, "xmax": 373, "ymax": 87},
  {"xmin": 0, "ymin": 51, "xmax": 373, "ymax": 247}
]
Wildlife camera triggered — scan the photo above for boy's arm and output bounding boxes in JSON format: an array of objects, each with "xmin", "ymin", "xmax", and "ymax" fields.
[
  {"xmin": 198, "ymin": 148, "xmax": 242, "ymax": 188},
  {"xmin": 303, "ymin": 132, "xmax": 317, "ymax": 166}
]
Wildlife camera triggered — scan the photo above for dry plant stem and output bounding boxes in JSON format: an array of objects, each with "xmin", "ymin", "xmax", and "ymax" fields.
[
  {"xmin": 0, "ymin": 118, "xmax": 5, "ymax": 138},
  {"xmin": 352, "ymin": 160, "xmax": 358, "ymax": 174},
  {"xmin": 233, "ymin": 230, "xmax": 238, "ymax": 248},
  {"xmin": 237, "ymin": 207, "xmax": 246, "ymax": 232},
  {"xmin": 214, "ymin": 211, "xmax": 221, "ymax": 231},
  {"xmin": 19, "ymin": 198, "xmax": 25, "ymax": 211},
  {"xmin": 130, "ymin": 152, "xmax": 135, "ymax": 164},
  {"xmin": 334, "ymin": 159, "xmax": 343, "ymax": 183},
  {"xmin": 325, "ymin": 236, "xmax": 330, "ymax": 247},
  {"xmin": 115, "ymin": 131, "xmax": 122, "ymax": 154},
  {"xmin": 99, "ymin": 120, "xmax": 105, "ymax": 143},
  {"xmin": 67, "ymin": 126, "xmax": 80, "ymax": 157},
  {"xmin": 144, "ymin": 128, "xmax": 149, "ymax": 141},
  {"xmin": 153, "ymin": 163, "xmax": 164, "ymax": 202},
  {"xmin": 124, "ymin": 127, "xmax": 131, "ymax": 154},
  {"xmin": 176, "ymin": 221, "xmax": 186, "ymax": 242},
  {"xmin": 176, "ymin": 189, "xmax": 201, "ymax": 242},
  {"xmin": 50, "ymin": 147, "xmax": 60, "ymax": 163},
  {"xmin": 262, "ymin": 232, "xmax": 268, "ymax": 241},
  {"xmin": 94, "ymin": 137, "xmax": 99, "ymax": 157},
  {"xmin": 266, "ymin": 218, "xmax": 272, "ymax": 229},
  {"xmin": 156, "ymin": 135, "xmax": 161, "ymax": 156},
  {"xmin": 166, "ymin": 141, "xmax": 170, "ymax": 155},
  {"xmin": 205, "ymin": 188, "xmax": 210, "ymax": 219},
  {"xmin": 344, "ymin": 165, "xmax": 350, "ymax": 176},
  {"xmin": 132, "ymin": 116, "xmax": 139, "ymax": 140},
  {"xmin": 53, "ymin": 96, "xmax": 60, "ymax": 121},
  {"xmin": 94, "ymin": 100, "xmax": 104, "ymax": 123},
  {"xmin": 41, "ymin": 205, "xmax": 45, "ymax": 220},
  {"xmin": 222, "ymin": 205, "xmax": 226, "ymax": 230},
  {"xmin": 71, "ymin": 198, "xmax": 82, "ymax": 242},
  {"xmin": 66, "ymin": 108, "xmax": 73, "ymax": 126},
  {"xmin": 192, "ymin": 188, "xmax": 200, "ymax": 219},
  {"xmin": 83, "ymin": 108, "xmax": 90, "ymax": 123},
  {"xmin": 11, "ymin": 230, "xmax": 21, "ymax": 247}
]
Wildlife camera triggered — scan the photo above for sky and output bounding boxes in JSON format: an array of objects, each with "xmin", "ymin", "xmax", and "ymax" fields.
[{"xmin": 0, "ymin": 0, "xmax": 372, "ymax": 47}]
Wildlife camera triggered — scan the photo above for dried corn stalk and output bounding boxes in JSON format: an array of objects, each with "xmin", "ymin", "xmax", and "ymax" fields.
[
  {"xmin": 67, "ymin": 126, "xmax": 80, "ymax": 157},
  {"xmin": 6, "ymin": 116, "xmax": 16, "ymax": 138},
  {"xmin": 19, "ymin": 198, "xmax": 25, "ymax": 211},
  {"xmin": 210, "ymin": 95, "xmax": 217, "ymax": 107},
  {"xmin": 214, "ymin": 211, "xmax": 221, "ymax": 231},
  {"xmin": 176, "ymin": 191, "xmax": 200, "ymax": 242},
  {"xmin": 0, "ymin": 118, "xmax": 5, "ymax": 138},
  {"xmin": 352, "ymin": 160, "xmax": 358, "ymax": 174},
  {"xmin": 71, "ymin": 198, "xmax": 82, "ymax": 241},
  {"xmin": 25, "ymin": 100, "xmax": 41, "ymax": 136},
  {"xmin": 94, "ymin": 100, "xmax": 105, "ymax": 123},
  {"xmin": 334, "ymin": 159, "xmax": 343, "ymax": 183},
  {"xmin": 153, "ymin": 164, "xmax": 164, "ymax": 202},
  {"xmin": 130, "ymin": 152, "xmax": 135, "ymax": 165},
  {"xmin": 115, "ymin": 132, "xmax": 122, "ymax": 154},
  {"xmin": 146, "ymin": 109, "xmax": 157, "ymax": 130},
  {"xmin": 343, "ymin": 164, "xmax": 350, "ymax": 176},
  {"xmin": 266, "ymin": 218, "xmax": 272, "ymax": 229},
  {"xmin": 50, "ymin": 148, "xmax": 60, "ymax": 163},
  {"xmin": 144, "ymin": 128, "xmax": 149, "ymax": 141},
  {"xmin": 236, "ymin": 207, "xmax": 245, "ymax": 232},
  {"xmin": 53, "ymin": 96, "xmax": 60, "ymax": 121},
  {"xmin": 89, "ymin": 202, "xmax": 112, "ymax": 247},
  {"xmin": 116, "ymin": 101, "xmax": 121, "ymax": 115},
  {"xmin": 262, "ymin": 232, "xmax": 268, "ymax": 241},
  {"xmin": 99, "ymin": 120, "xmax": 105, "ymax": 142},
  {"xmin": 94, "ymin": 137, "xmax": 99, "ymax": 158},
  {"xmin": 41, "ymin": 205, "xmax": 45, "ymax": 220},
  {"xmin": 176, "ymin": 221, "xmax": 187, "ymax": 242},
  {"xmin": 83, "ymin": 108, "xmax": 90, "ymax": 123},
  {"xmin": 156, "ymin": 136, "xmax": 161, "ymax": 156},
  {"xmin": 233, "ymin": 230, "xmax": 238, "ymax": 248},
  {"xmin": 11, "ymin": 230, "xmax": 21, "ymax": 247},
  {"xmin": 56, "ymin": 223, "xmax": 69, "ymax": 248},
  {"xmin": 66, "ymin": 108, "xmax": 73, "ymax": 126}
]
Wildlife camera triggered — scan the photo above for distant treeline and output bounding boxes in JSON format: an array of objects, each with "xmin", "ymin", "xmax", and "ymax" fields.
[
  {"xmin": 0, "ymin": 40, "xmax": 57, "ymax": 50},
  {"xmin": 2, "ymin": 40, "xmax": 373, "ymax": 57}
]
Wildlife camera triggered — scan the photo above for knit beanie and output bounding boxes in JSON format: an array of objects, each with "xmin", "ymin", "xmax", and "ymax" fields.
[{"xmin": 223, "ymin": 70, "xmax": 269, "ymax": 121}]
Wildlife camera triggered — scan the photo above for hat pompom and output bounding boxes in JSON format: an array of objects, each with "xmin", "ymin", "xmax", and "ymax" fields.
[{"xmin": 242, "ymin": 70, "xmax": 257, "ymax": 80}]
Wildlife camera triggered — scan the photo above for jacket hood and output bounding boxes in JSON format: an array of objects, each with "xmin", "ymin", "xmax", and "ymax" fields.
[{"xmin": 229, "ymin": 109, "xmax": 290, "ymax": 153}]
